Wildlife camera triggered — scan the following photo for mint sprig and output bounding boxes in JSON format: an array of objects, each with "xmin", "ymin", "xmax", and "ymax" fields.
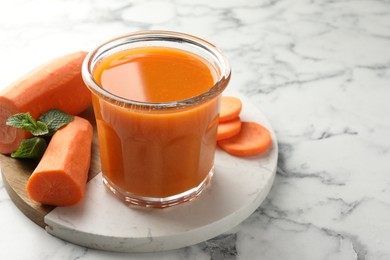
[{"xmin": 6, "ymin": 110, "xmax": 74, "ymax": 159}]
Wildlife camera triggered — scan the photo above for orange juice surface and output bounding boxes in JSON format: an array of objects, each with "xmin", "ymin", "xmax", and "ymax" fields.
[
  {"xmin": 95, "ymin": 47, "xmax": 215, "ymax": 102},
  {"xmin": 92, "ymin": 47, "xmax": 220, "ymax": 198}
]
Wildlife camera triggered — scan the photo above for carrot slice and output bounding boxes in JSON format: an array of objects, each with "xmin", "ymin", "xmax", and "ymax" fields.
[
  {"xmin": 218, "ymin": 121, "xmax": 272, "ymax": 157},
  {"xmin": 0, "ymin": 51, "xmax": 92, "ymax": 154},
  {"xmin": 26, "ymin": 116, "xmax": 93, "ymax": 206},
  {"xmin": 217, "ymin": 117, "xmax": 242, "ymax": 141},
  {"xmin": 219, "ymin": 96, "xmax": 242, "ymax": 123}
]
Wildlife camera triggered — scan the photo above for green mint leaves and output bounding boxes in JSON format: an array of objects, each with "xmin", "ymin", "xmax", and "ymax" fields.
[
  {"xmin": 11, "ymin": 137, "xmax": 47, "ymax": 159},
  {"xmin": 38, "ymin": 109, "xmax": 74, "ymax": 136},
  {"xmin": 7, "ymin": 110, "xmax": 73, "ymax": 135},
  {"xmin": 6, "ymin": 110, "xmax": 74, "ymax": 159}
]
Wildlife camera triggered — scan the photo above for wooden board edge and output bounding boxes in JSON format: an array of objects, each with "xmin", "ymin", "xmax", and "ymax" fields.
[{"xmin": 1, "ymin": 169, "xmax": 53, "ymax": 228}]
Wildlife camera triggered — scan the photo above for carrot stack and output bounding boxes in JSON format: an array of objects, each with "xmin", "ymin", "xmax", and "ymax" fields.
[{"xmin": 217, "ymin": 96, "xmax": 273, "ymax": 157}]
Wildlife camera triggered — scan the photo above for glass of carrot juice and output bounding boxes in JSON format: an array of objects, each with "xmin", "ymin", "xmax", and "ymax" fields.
[{"xmin": 82, "ymin": 31, "xmax": 231, "ymax": 208}]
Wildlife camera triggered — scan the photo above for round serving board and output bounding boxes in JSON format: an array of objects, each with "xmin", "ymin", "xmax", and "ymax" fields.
[{"xmin": 0, "ymin": 90, "xmax": 278, "ymax": 252}]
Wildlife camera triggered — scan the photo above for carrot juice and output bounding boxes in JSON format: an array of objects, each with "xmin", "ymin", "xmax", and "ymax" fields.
[{"xmin": 82, "ymin": 31, "xmax": 231, "ymax": 207}]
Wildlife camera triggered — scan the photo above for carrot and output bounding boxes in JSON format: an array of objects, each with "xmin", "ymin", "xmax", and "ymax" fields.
[
  {"xmin": 218, "ymin": 121, "xmax": 272, "ymax": 157},
  {"xmin": 219, "ymin": 96, "xmax": 242, "ymax": 123},
  {"xmin": 26, "ymin": 116, "xmax": 93, "ymax": 206},
  {"xmin": 0, "ymin": 51, "xmax": 91, "ymax": 154},
  {"xmin": 217, "ymin": 117, "xmax": 242, "ymax": 141}
]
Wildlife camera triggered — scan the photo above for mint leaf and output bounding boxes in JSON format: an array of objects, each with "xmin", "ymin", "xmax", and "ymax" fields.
[
  {"xmin": 25, "ymin": 112, "xmax": 37, "ymax": 128},
  {"xmin": 11, "ymin": 137, "xmax": 47, "ymax": 159},
  {"xmin": 6, "ymin": 113, "xmax": 27, "ymax": 129},
  {"xmin": 39, "ymin": 109, "xmax": 73, "ymax": 136},
  {"xmin": 31, "ymin": 121, "xmax": 49, "ymax": 136},
  {"xmin": 6, "ymin": 112, "xmax": 49, "ymax": 136},
  {"xmin": 7, "ymin": 112, "xmax": 35, "ymax": 131}
]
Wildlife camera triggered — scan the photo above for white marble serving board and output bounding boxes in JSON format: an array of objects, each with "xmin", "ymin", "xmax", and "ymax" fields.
[{"xmin": 44, "ymin": 90, "xmax": 278, "ymax": 252}]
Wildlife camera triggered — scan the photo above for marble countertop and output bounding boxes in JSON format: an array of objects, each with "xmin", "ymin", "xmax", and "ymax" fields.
[{"xmin": 1, "ymin": 0, "xmax": 389, "ymax": 259}]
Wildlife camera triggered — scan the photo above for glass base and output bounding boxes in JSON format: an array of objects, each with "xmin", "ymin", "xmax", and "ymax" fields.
[{"xmin": 102, "ymin": 168, "xmax": 214, "ymax": 208}]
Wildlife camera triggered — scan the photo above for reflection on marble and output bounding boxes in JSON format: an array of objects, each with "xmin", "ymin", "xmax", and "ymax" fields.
[{"xmin": 1, "ymin": 0, "xmax": 390, "ymax": 259}]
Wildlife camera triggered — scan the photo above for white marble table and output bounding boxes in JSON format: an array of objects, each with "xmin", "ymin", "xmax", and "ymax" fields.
[{"xmin": 1, "ymin": 0, "xmax": 390, "ymax": 259}]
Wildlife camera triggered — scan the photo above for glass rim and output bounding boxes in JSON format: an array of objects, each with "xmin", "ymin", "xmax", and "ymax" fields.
[{"xmin": 81, "ymin": 30, "xmax": 231, "ymax": 110}]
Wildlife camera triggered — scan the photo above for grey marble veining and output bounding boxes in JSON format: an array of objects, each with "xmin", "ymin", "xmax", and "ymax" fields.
[{"xmin": 1, "ymin": 0, "xmax": 390, "ymax": 259}]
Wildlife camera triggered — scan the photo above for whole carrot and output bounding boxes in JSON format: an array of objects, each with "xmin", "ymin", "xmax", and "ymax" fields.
[
  {"xmin": 26, "ymin": 116, "xmax": 93, "ymax": 206},
  {"xmin": 0, "ymin": 51, "xmax": 91, "ymax": 154}
]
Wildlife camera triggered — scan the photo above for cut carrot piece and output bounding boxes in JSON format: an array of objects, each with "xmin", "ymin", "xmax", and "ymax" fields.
[
  {"xmin": 217, "ymin": 117, "xmax": 242, "ymax": 141},
  {"xmin": 0, "ymin": 51, "xmax": 92, "ymax": 154},
  {"xmin": 218, "ymin": 121, "xmax": 272, "ymax": 157},
  {"xmin": 219, "ymin": 96, "xmax": 242, "ymax": 123},
  {"xmin": 26, "ymin": 116, "xmax": 93, "ymax": 206}
]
